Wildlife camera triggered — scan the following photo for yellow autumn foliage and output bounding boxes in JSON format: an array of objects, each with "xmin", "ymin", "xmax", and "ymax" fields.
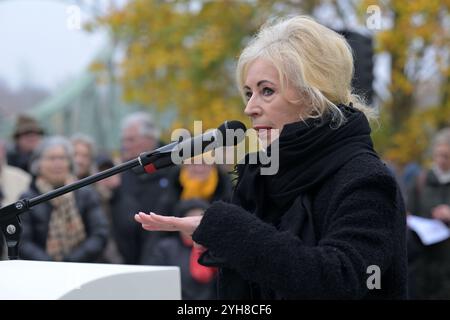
[
  {"xmin": 362, "ymin": 0, "xmax": 450, "ymax": 165},
  {"xmin": 89, "ymin": 0, "xmax": 450, "ymax": 167}
]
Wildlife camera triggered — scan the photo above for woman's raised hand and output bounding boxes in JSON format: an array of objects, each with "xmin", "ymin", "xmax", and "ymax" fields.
[{"xmin": 134, "ymin": 211, "xmax": 203, "ymax": 237}]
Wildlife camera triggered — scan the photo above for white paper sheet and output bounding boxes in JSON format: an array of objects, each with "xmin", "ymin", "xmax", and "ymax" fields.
[{"xmin": 407, "ymin": 215, "xmax": 450, "ymax": 246}]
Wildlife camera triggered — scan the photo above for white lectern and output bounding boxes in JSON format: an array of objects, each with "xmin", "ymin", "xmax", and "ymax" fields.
[{"xmin": 0, "ymin": 260, "xmax": 181, "ymax": 300}]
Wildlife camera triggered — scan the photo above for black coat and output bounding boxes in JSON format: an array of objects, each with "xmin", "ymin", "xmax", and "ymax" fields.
[
  {"xmin": 120, "ymin": 168, "xmax": 175, "ymax": 263},
  {"xmin": 106, "ymin": 187, "xmax": 148, "ymax": 265},
  {"xmin": 6, "ymin": 146, "xmax": 32, "ymax": 173},
  {"xmin": 19, "ymin": 184, "xmax": 108, "ymax": 262},
  {"xmin": 192, "ymin": 105, "xmax": 408, "ymax": 299},
  {"xmin": 120, "ymin": 168, "xmax": 173, "ymax": 214}
]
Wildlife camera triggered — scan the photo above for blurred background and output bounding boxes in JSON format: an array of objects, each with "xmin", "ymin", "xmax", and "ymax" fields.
[
  {"xmin": 1, "ymin": 0, "xmax": 450, "ymax": 300},
  {"xmin": 0, "ymin": 0, "xmax": 447, "ymax": 160}
]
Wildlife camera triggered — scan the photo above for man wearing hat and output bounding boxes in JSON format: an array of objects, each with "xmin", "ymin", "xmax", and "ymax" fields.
[{"xmin": 7, "ymin": 114, "xmax": 45, "ymax": 173}]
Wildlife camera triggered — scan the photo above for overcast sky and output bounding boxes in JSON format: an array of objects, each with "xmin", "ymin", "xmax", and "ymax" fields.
[
  {"xmin": 0, "ymin": 0, "xmax": 109, "ymax": 91},
  {"xmin": 0, "ymin": 0, "xmax": 392, "ymax": 103}
]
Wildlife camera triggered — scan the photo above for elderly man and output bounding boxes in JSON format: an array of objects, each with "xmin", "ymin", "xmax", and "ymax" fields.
[
  {"xmin": 0, "ymin": 139, "xmax": 31, "ymax": 259},
  {"xmin": 118, "ymin": 112, "xmax": 173, "ymax": 264}
]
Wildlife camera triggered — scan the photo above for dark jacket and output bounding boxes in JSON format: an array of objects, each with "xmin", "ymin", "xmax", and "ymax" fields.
[
  {"xmin": 147, "ymin": 236, "xmax": 217, "ymax": 300},
  {"xmin": 406, "ymin": 169, "xmax": 450, "ymax": 299},
  {"xmin": 120, "ymin": 168, "xmax": 175, "ymax": 263},
  {"xmin": 19, "ymin": 183, "xmax": 108, "ymax": 262},
  {"xmin": 407, "ymin": 169, "xmax": 450, "ymax": 219},
  {"xmin": 6, "ymin": 145, "xmax": 32, "ymax": 173},
  {"xmin": 192, "ymin": 105, "xmax": 407, "ymax": 300},
  {"xmin": 120, "ymin": 167, "xmax": 172, "ymax": 214},
  {"xmin": 105, "ymin": 186, "xmax": 148, "ymax": 264}
]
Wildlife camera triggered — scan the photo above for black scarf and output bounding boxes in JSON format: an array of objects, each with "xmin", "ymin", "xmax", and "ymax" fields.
[
  {"xmin": 233, "ymin": 103, "xmax": 379, "ymax": 226},
  {"xmin": 213, "ymin": 104, "xmax": 380, "ymax": 299}
]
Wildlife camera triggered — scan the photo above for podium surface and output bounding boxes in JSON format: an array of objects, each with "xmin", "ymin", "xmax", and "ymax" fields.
[{"xmin": 0, "ymin": 260, "xmax": 181, "ymax": 300}]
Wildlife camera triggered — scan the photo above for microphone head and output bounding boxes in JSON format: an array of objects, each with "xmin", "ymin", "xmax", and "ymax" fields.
[
  {"xmin": 217, "ymin": 120, "xmax": 247, "ymax": 147},
  {"xmin": 218, "ymin": 120, "xmax": 247, "ymax": 134}
]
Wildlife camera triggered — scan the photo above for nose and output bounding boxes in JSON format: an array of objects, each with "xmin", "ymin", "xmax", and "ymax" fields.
[{"xmin": 244, "ymin": 95, "xmax": 261, "ymax": 118}]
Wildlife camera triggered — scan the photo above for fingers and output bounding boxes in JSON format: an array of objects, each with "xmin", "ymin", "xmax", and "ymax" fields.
[
  {"xmin": 134, "ymin": 211, "xmax": 155, "ymax": 224},
  {"xmin": 432, "ymin": 207, "xmax": 450, "ymax": 222},
  {"xmin": 134, "ymin": 212, "xmax": 202, "ymax": 236},
  {"xmin": 134, "ymin": 212, "xmax": 182, "ymax": 232}
]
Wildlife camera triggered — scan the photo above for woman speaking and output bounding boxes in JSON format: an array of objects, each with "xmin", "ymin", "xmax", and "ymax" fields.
[{"xmin": 135, "ymin": 16, "xmax": 407, "ymax": 300}]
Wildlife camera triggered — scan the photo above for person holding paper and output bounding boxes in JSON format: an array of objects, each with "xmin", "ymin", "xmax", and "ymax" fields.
[{"xmin": 407, "ymin": 128, "xmax": 450, "ymax": 299}]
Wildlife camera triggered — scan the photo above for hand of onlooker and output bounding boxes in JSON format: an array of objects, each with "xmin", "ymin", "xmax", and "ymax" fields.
[{"xmin": 431, "ymin": 205, "xmax": 450, "ymax": 223}]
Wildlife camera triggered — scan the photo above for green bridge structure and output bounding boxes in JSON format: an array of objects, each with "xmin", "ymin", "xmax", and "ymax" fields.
[{"xmin": 0, "ymin": 47, "xmax": 175, "ymax": 152}]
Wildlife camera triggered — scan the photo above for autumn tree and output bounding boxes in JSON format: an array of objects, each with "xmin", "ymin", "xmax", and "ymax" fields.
[
  {"xmin": 92, "ymin": 1, "xmax": 256, "ymax": 132},
  {"xmin": 89, "ymin": 0, "xmax": 332, "ymax": 132},
  {"xmin": 360, "ymin": 0, "xmax": 450, "ymax": 165},
  {"xmin": 90, "ymin": 0, "xmax": 450, "ymax": 166}
]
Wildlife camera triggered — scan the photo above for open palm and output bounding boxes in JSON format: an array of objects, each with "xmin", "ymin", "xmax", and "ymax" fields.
[{"xmin": 134, "ymin": 211, "xmax": 203, "ymax": 237}]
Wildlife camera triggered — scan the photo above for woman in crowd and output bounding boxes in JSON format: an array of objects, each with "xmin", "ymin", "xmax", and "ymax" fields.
[{"xmin": 19, "ymin": 136, "xmax": 108, "ymax": 262}]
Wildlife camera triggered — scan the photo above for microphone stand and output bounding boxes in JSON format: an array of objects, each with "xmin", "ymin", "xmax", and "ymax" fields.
[
  {"xmin": 0, "ymin": 120, "xmax": 243, "ymax": 260},
  {"xmin": 0, "ymin": 150, "xmax": 164, "ymax": 260}
]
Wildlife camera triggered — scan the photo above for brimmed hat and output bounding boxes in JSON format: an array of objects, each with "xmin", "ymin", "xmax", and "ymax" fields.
[{"xmin": 12, "ymin": 114, "xmax": 44, "ymax": 139}]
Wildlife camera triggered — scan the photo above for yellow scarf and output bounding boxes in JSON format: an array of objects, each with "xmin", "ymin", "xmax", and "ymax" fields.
[{"xmin": 179, "ymin": 166, "xmax": 219, "ymax": 201}]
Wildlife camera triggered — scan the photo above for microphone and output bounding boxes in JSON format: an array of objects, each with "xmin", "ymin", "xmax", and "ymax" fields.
[{"xmin": 136, "ymin": 120, "xmax": 247, "ymax": 174}]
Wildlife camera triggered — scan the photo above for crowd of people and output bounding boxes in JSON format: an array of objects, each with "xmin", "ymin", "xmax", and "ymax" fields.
[{"xmin": 0, "ymin": 112, "xmax": 230, "ymax": 300}]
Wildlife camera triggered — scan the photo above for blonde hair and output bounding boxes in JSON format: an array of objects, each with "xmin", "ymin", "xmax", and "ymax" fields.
[{"xmin": 236, "ymin": 15, "xmax": 376, "ymax": 126}]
